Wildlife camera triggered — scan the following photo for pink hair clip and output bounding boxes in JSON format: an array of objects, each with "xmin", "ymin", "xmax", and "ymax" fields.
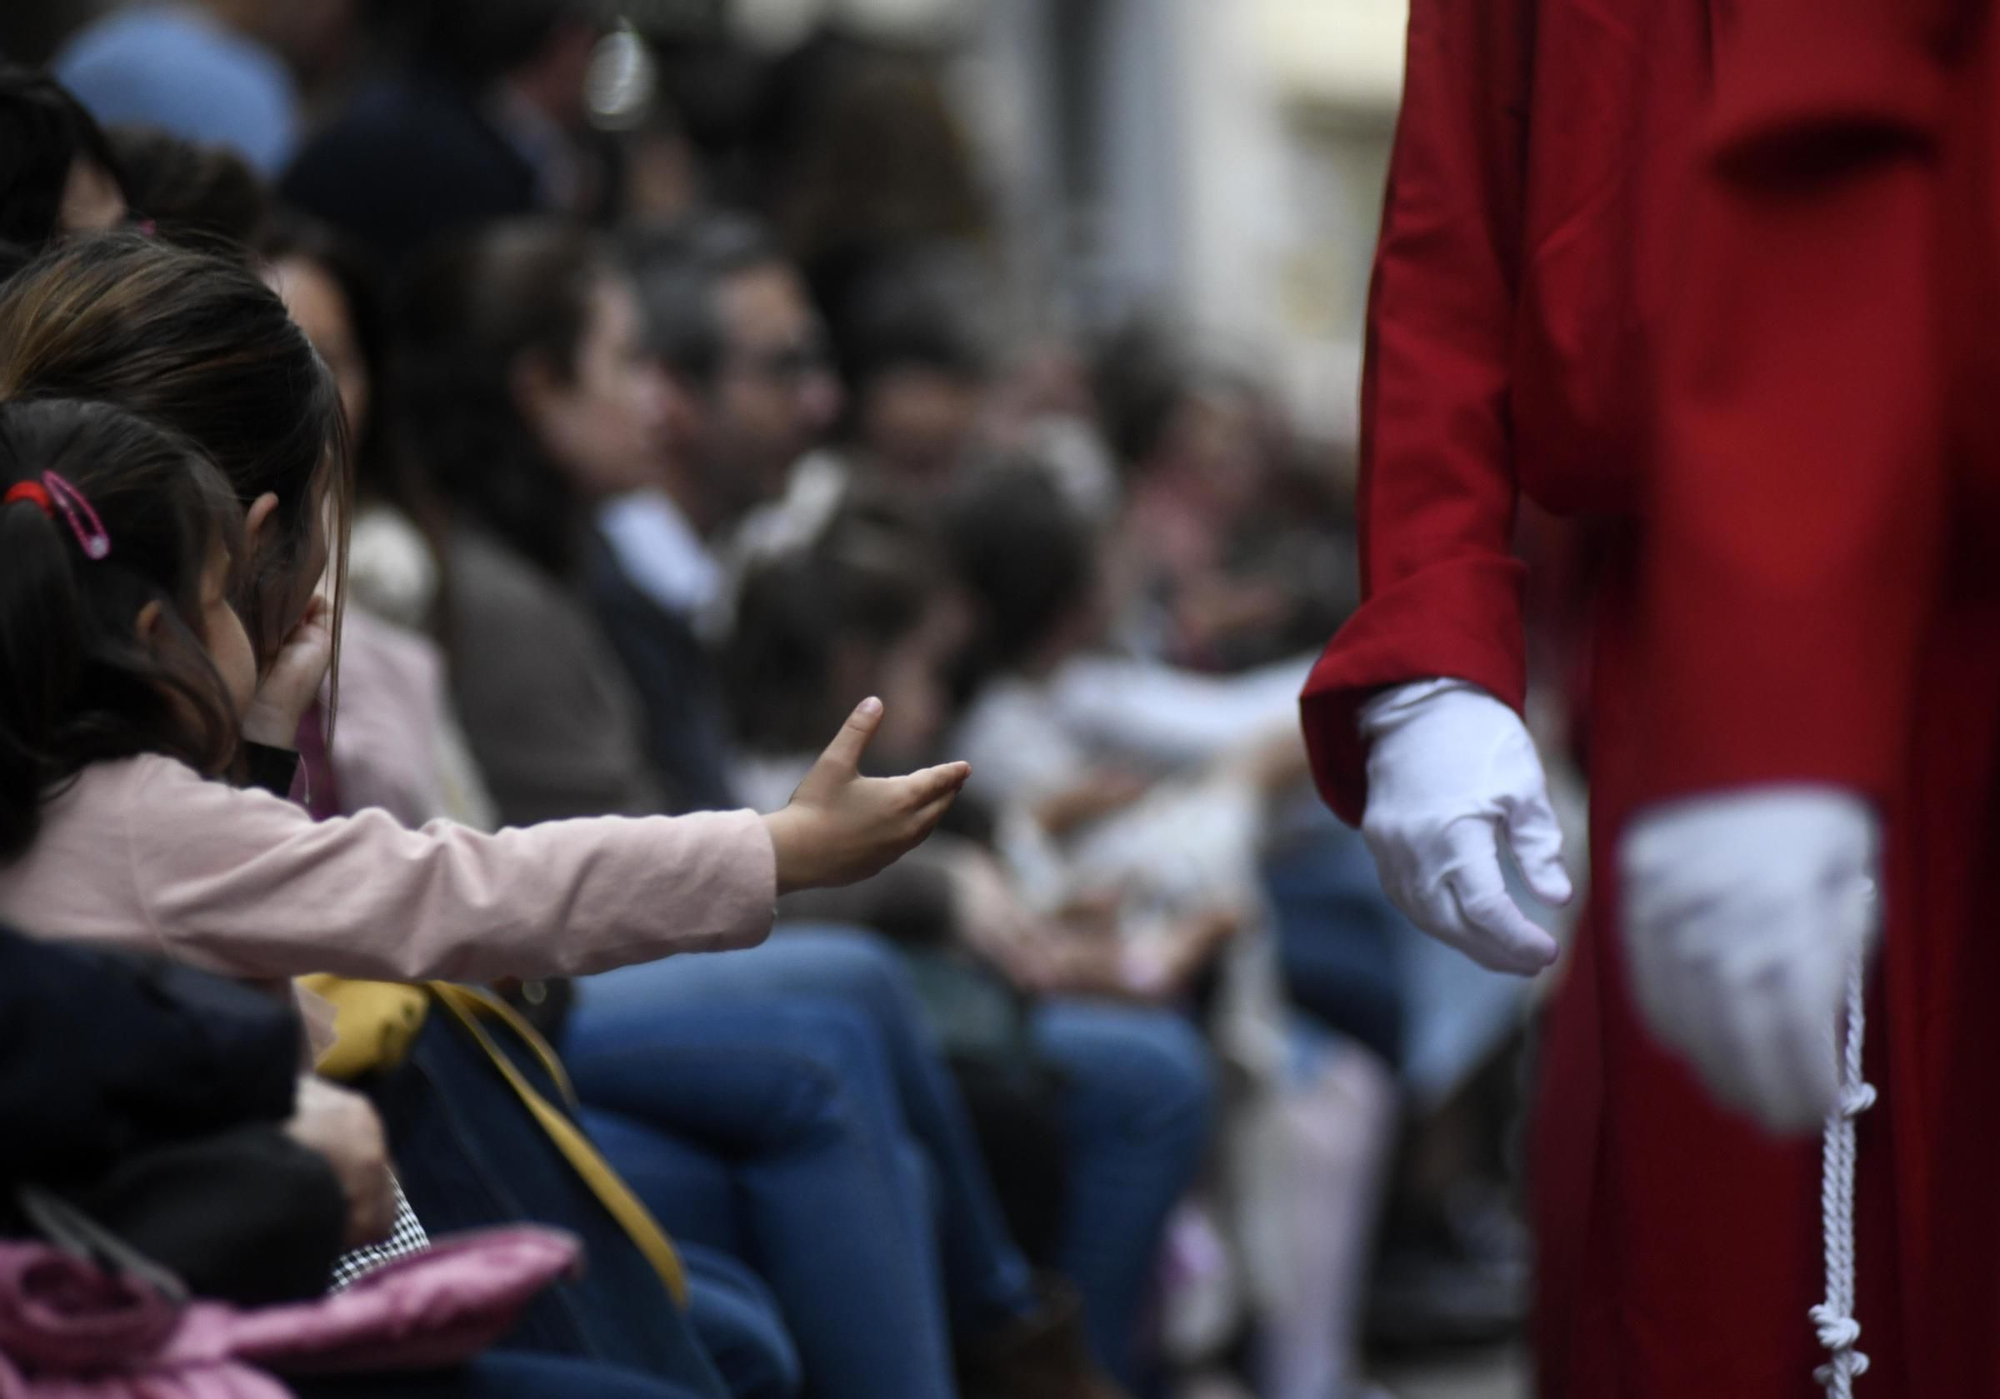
[{"xmin": 4, "ymin": 472, "xmax": 111, "ymax": 559}]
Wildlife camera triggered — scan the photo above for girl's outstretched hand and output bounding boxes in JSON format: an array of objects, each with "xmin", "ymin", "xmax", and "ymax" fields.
[
  {"xmin": 763, "ymin": 698, "xmax": 971, "ymax": 894},
  {"xmin": 244, "ymin": 593, "xmax": 334, "ymax": 749}
]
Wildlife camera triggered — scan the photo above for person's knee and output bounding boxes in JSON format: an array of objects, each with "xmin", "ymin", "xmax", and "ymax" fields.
[
  {"xmin": 770, "ymin": 927, "xmax": 917, "ymax": 1027},
  {"xmin": 753, "ymin": 1004, "xmax": 898, "ymax": 1145},
  {"xmin": 684, "ymin": 1247, "xmax": 804, "ymax": 1399},
  {"xmin": 1129, "ymin": 1013, "xmax": 1218, "ymax": 1156},
  {"xmin": 1044, "ymin": 1005, "xmax": 1218, "ymax": 1159}
]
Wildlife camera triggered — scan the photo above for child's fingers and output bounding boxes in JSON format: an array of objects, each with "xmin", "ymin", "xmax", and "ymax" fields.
[
  {"xmin": 898, "ymin": 760, "xmax": 971, "ymax": 809},
  {"xmin": 908, "ymin": 788, "xmax": 963, "ymax": 838},
  {"xmin": 297, "ymin": 594, "xmax": 333, "ymax": 639},
  {"xmin": 817, "ymin": 697, "xmax": 885, "ymax": 774}
]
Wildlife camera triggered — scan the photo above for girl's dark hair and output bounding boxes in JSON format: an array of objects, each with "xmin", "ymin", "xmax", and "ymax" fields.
[
  {"xmin": 108, "ymin": 125, "xmax": 270, "ymax": 253},
  {"xmin": 392, "ymin": 218, "xmax": 611, "ymax": 576},
  {"xmin": 0, "ymin": 398, "xmax": 244, "ymax": 860},
  {"xmin": 726, "ymin": 495, "xmax": 941, "ymax": 754},
  {"xmin": 0, "ymin": 63, "xmax": 122, "ymax": 252},
  {"xmin": 0, "ymin": 233, "xmax": 349, "ymax": 667},
  {"xmin": 947, "ymin": 464, "xmax": 1098, "ymax": 680}
]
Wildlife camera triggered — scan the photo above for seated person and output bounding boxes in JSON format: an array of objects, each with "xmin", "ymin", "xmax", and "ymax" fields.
[{"xmin": 724, "ymin": 493, "xmax": 1217, "ymax": 1388}]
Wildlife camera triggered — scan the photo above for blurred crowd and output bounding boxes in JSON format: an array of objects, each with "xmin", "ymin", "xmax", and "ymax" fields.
[{"xmin": 0, "ymin": 4, "xmax": 1560, "ymax": 1398}]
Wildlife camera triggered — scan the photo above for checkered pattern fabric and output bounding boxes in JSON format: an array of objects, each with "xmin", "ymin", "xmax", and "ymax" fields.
[{"xmin": 327, "ymin": 1178, "xmax": 430, "ymax": 1291}]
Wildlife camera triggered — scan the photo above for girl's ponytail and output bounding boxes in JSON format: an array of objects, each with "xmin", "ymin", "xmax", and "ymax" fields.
[
  {"xmin": 0, "ymin": 399, "xmax": 243, "ymax": 861},
  {"xmin": 0, "ymin": 480, "xmax": 92, "ymax": 855}
]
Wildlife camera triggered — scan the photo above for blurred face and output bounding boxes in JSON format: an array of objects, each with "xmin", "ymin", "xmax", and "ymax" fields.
[
  {"xmin": 267, "ymin": 256, "xmax": 371, "ymax": 442},
  {"xmin": 1167, "ymin": 387, "xmax": 1267, "ymax": 520},
  {"xmin": 859, "ymin": 366, "xmax": 982, "ymax": 488},
  {"xmin": 58, "ymin": 157, "xmax": 125, "ymax": 235},
  {"xmin": 524, "ymin": 275, "xmax": 672, "ymax": 501},
  {"xmin": 704, "ymin": 263, "xmax": 842, "ymax": 505}
]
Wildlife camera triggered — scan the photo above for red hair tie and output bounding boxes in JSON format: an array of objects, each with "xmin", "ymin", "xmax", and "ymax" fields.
[
  {"xmin": 3, "ymin": 480, "xmax": 51, "ymax": 514},
  {"xmin": 4, "ymin": 472, "xmax": 111, "ymax": 559}
]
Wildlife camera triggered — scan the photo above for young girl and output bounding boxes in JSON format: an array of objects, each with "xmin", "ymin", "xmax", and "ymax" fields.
[{"xmin": 0, "ymin": 396, "xmax": 967, "ymax": 1014}]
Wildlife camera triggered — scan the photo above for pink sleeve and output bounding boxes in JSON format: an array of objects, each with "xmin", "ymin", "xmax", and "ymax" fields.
[{"xmin": 123, "ymin": 761, "xmax": 776, "ymax": 982}]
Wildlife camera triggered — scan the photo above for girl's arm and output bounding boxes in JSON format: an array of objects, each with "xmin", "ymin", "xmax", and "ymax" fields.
[
  {"xmin": 126, "ymin": 758, "xmax": 778, "ymax": 983},
  {"xmin": 119, "ymin": 698, "xmax": 963, "ymax": 984}
]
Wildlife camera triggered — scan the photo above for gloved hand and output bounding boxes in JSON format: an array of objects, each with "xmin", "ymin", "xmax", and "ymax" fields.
[
  {"xmin": 1620, "ymin": 786, "xmax": 1880, "ymax": 1132},
  {"xmin": 1359, "ymin": 679, "xmax": 1572, "ymax": 974}
]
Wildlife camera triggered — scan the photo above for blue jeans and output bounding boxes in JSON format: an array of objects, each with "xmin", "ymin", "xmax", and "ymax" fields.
[
  {"xmin": 1266, "ymin": 810, "xmax": 1407, "ymax": 1069},
  {"xmin": 571, "ymin": 927, "xmax": 1040, "ymax": 1335},
  {"xmin": 564, "ymin": 993, "xmax": 956, "ymax": 1399},
  {"xmin": 1030, "ymin": 999, "xmax": 1215, "ymax": 1386},
  {"xmin": 681, "ymin": 1243, "xmax": 802, "ymax": 1399},
  {"xmin": 292, "ymin": 1351, "xmax": 724, "ymax": 1399},
  {"xmin": 1268, "ymin": 803, "xmax": 1532, "ymax": 1108}
]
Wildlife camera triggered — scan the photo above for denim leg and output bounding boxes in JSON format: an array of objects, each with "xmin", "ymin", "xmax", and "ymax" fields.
[
  {"xmin": 1265, "ymin": 816, "xmax": 1407, "ymax": 1070},
  {"xmin": 563, "ymin": 993, "xmax": 956, "ymax": 1399},
  {"xmin": 1030, "ymin": 999, "xmax": 1217, "ymax": 1386},
  {"xmin": 577, "ymin": 928, "xmax": 1040, "ymax": 1331},
  {"xmin": 289, "ymin": 1351, "xmax": 727, "ymax": 1399},
  {"xmin": 582, "ymin": 1108, "xmax": 742, "ymax": 1258},
  {"xmin": 680, "ymin": 1241, "xmax": 804, "ymax": 1399}
]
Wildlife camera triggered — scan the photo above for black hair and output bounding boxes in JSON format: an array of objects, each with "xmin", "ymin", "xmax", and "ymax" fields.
[
  {"xmin": 622, "ymin": 211, "xmax": 784, "ymax": 386},
  {"xmin": 726, "ymin": 494, "xmax": 942, "ymax": 754},
  {"xmin": 841, "ymin": 273, "xmax": 986, "ymax": 396},
  {"xmin": 108, "ymin": 125, "xmax": 269, "ymax": 253},
  {"xmin": 0, "ymin": 398, "xmax": 245, "ymax": 860},
  {"xmin": 947, "ymin": 464, "xmax": 1098, "ymax": 680},
  {"xmin": 0, "ymin": 62, "xmax": 122, "ymax": 251},
  {"xmin": 1091, "ymin": 318, "xmax": 1260, "ymax": 475},
  {"xmin": 407, "ymin": 0, "xmax": 592, "ymax": 86},
  {"xmin": 392, "ymin": 217, "xmax": 611, "ymax": 576}
]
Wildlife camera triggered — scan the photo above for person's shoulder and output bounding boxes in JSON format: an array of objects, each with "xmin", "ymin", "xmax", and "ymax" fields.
[
  {"xmin": 66, "ymin": 752, "xmax": 193, "ymax": 792},
  {"xmin": 34, "ymin": 754, "xmax": 214, "ymax": 836},
  {"xmin": 449, "ymin": 527, "xmax": 563, "ymax": 612},
  {"xmin": 446, "ymin": 527, "xmax": 610, "ymax": 671},
  {"xmin": 67, "ymin": 8, "xmax": 249, "ymax": 80}
]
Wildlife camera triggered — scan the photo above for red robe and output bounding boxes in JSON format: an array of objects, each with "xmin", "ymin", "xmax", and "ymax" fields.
[{"xmin": 1302, "ymin": 0, "xmax": 2000, "ymax": 1392}]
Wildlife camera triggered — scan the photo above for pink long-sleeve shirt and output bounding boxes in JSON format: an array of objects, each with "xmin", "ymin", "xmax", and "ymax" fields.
[{"xmin": 0, "ymin": 754, "xmax": 777, "ymax": 995}]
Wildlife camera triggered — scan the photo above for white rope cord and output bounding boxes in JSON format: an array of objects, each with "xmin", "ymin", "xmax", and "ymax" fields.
[{"xmin": 1810, "ymin": 931, "xmax": 1876, "ymax": 1398}]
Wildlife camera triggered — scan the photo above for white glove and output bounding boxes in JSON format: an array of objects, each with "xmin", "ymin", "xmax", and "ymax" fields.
[
  {"xmin": 1359, "ymin": 679, "xmax": 1572, "ymax": 974},
  {"xmin": 1620, "ymin": 786, "xmax": 1880, "ymax": 1132}
]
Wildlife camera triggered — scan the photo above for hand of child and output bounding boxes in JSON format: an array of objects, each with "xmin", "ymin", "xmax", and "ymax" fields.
[
  {"xmin": 763, "ymin": 698, "xmax": 971, "ymax": 894},
  {"xmin": 243, "ymin": 593, "xmax": 334, "ymax": 749},
  {"xmin": 284, "ymin": 1074, "xmax": 397, "ymax": 1249}
]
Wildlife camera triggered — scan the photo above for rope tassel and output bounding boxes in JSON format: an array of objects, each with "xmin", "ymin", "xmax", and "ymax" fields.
[{"xmin": 1812, "ymin": 915, "xmax": 1876, "ymax": 1398}]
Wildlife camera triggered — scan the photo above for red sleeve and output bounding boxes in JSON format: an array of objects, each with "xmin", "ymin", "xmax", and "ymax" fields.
[
  {"xmin": 1633, "ymin": 0, "xmax": 1952, "ymax": 808},
  {"xmin": 1300, "ymin": 0, "xmax": 1535, "ymax": 825}
]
